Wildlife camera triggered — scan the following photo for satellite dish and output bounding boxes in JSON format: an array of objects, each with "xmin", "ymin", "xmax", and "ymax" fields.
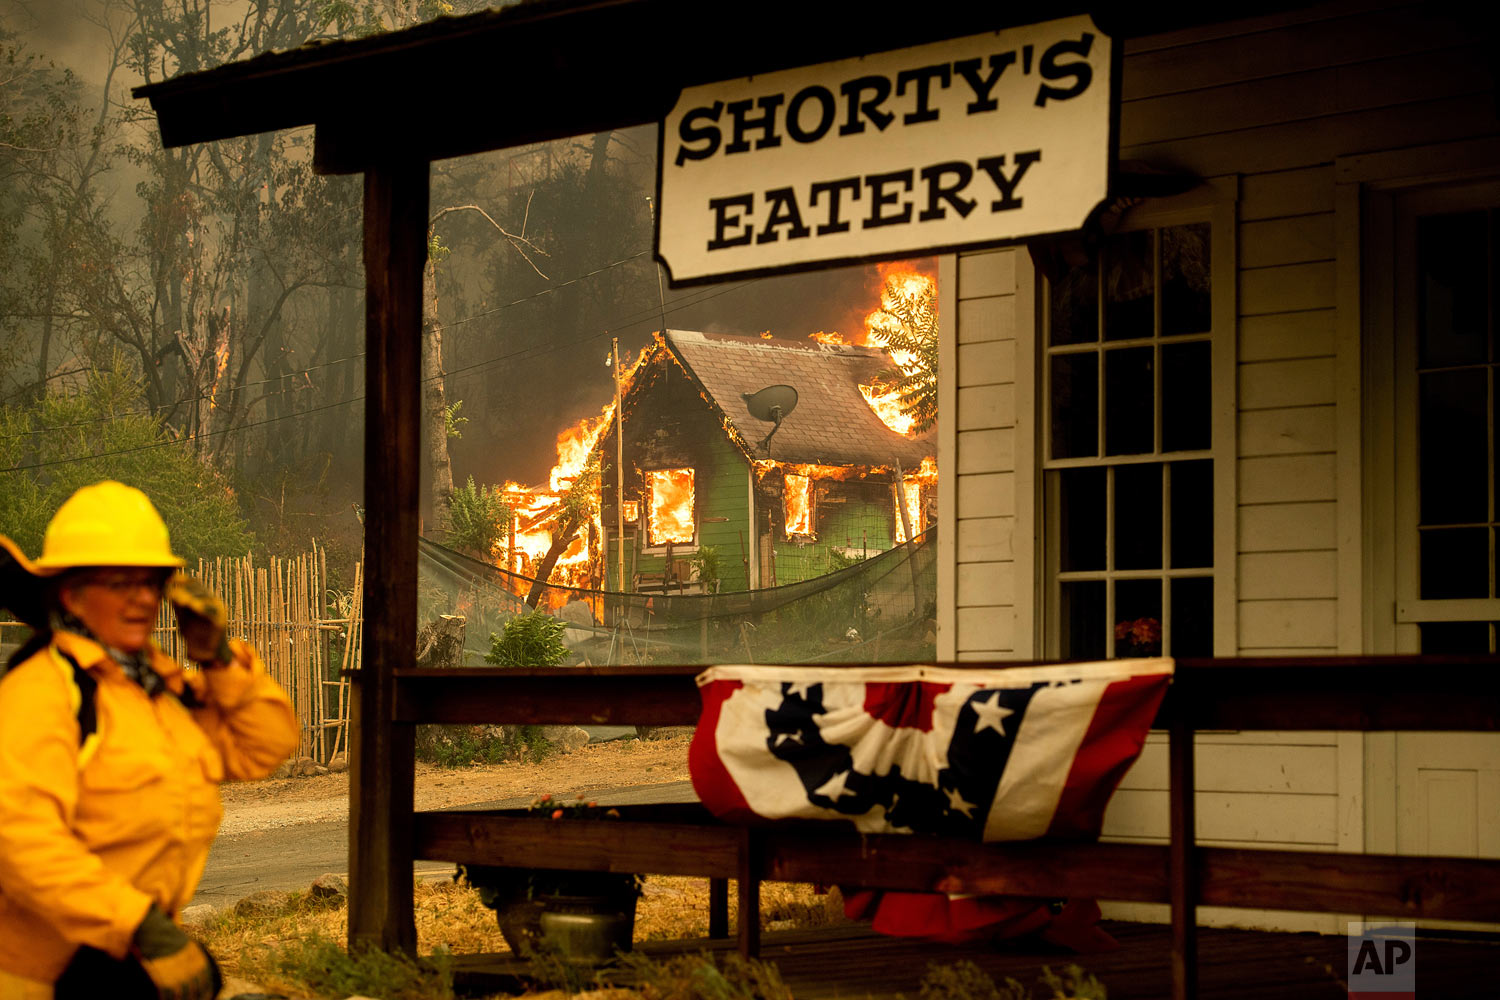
[{"xmin": 741, "ymin": 384, "xmax": 799, "ymax": 456}]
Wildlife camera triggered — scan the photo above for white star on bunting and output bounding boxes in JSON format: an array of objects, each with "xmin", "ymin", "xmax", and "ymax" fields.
[
  {"xmin": 815, "ymin": 769, "xmax": 856, "ymax": 801},
  {"xmin": 943, "ymin": 785, "xmax": 976, "ymax": 818},
  {"xmin": 971, "ymin": 690, "xmax": 1015, "ymax": 736}
]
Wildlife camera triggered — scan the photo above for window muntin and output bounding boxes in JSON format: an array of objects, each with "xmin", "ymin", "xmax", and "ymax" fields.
[{"xmin": 1045, "ymin": 223, "xmax": 1214, "ymax": 660}]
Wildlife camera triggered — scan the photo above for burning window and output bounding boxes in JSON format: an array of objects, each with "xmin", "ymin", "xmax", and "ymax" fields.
[
  {"xmin": 894, "ymin": 477, "xmax": 923, "ymax": 543},
  {"xmin": 783, "ymin": 474, "xmax": 815, "ymax": 538},
  {"xmin": 622, "ymin": 500, "xmax": 639, "ymax": 523},
  {"xmin": 646, "ymin": 468, "xmax": 695, "ymax": 546}
]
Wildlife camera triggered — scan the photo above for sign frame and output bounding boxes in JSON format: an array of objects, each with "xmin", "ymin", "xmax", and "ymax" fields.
[{"xmin": 653, "ymin": 15, "xmax": 1122, "ymax": 287}]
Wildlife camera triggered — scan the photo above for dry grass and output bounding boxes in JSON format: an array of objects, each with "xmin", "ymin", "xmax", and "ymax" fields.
[{"xmin": 197, "ymin": 877, "xmax": 843, "ymax": 998}]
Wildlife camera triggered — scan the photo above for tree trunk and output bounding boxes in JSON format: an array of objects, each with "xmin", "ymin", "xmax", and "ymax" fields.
[
  {"xmin": 525, "ymin": 513, "xmax": 582, "ymax": 608},
  {"xmin": 423, "ymin": 256, "xmax": 454, "ymax": 536}
]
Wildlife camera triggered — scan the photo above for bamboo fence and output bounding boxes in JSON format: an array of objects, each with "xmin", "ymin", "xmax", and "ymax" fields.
[{"xmin": 149, "ymin": 543, "xmax": 362, "ymax": 764}]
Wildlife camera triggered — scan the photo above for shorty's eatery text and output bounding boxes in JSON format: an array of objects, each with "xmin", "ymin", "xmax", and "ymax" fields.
[{"xmin": 656, "ymin": 15, "xmax": 1114, "ymax": 283}]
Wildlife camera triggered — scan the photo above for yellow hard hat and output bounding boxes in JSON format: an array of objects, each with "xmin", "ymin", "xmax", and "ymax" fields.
[{"xmin": 31, "ymin": 481, "xmax": 185, "ymax": 573}]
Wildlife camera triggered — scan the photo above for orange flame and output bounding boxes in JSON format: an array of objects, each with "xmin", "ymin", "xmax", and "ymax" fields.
[
  {"xmin": 784, "ymin": 474, "xmax": 814, "ymax": 538},
  {"xmin": 859, "ymin": 383, "xmax": 917, "ymax": 436},
  {"xmin": 808, "ymin": 331, "xmax": 847, "ymax": 345},
  {"xmin": 646, "ymin": 468, "xmax": 695, "ymax": 545},
  {"xmin": 622, "ymin": 500, "xmax": 639, "ymax": 523},
  {"xmin": 894, "ymin": 477, "xmax": 923, "ymax": 543},
  {"xmin": 894, "ymin": 457, "xmax": 938, "ymax": 543}
]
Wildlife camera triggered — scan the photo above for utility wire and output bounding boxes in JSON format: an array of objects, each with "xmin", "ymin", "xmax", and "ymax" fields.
[
  {"xmin": 10, "ymin": 247, "xmax": 663, "ymax": 437},
  {"xmin": 3, "ymin": 274, "xmax": 763, "ymax": 473}
]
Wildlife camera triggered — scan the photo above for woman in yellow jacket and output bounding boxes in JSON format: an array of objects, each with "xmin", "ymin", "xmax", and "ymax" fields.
[{"xmin": 0, "ymin": 482, "xmax": 300, "ymax": 1000}]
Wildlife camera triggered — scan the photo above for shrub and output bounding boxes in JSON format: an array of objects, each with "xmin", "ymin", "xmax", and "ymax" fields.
[
  {"xmin": 268, "ymin": 933, "xmax": 454, "ymax": 1000},
  {"xmin": 446, "ymin": 475, "xmax": 511, "ymax": 556},
  {"xmin": 486, "ymin": 611, "xmax": 568, "ymax": 667}
]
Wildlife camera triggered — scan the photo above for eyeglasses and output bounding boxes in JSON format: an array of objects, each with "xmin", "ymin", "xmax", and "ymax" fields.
[{"xmin": 84, "ymin": 572, "xmax": 169, "ymax": 596}]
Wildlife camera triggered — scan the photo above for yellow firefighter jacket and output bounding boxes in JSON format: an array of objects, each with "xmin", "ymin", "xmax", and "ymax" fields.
[{"xmin": 0, "ymin": 631, "xmax": 297, "ymax": 985}]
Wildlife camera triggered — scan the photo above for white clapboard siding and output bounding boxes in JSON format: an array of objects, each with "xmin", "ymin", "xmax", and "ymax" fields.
[
  {"xmin": 1238, "ymin": 406, "xmax": 1336, "ymax": 456},
  {"xmin": 1117, "ymin": 742, "xmax": 1339, "ymax": 794},
  {"xmin": 951, "ymin": 249, "xmax": 1020, "ymax": 655},
  {"xmin": 1238, "ymin": 502, "xmax": 1337, "ymax": 552},
  {"xmin": 956, "ymin": 473, "xmax": 1014, "ymax": 519},
  {"xmin": 1239, "ymin": 213, "xmax": 1335, "ymax": 268},
  {"xmin": 955, "ymin": 295, "xmax": 1014, "ymax": 345},
  {"xmin": 1238, "ymin": 358, "xmax": 1337, "ymax": 410},
  {"xmin": 1102, "ymin": 790, "xmax": 1338, "ymax": 844},
  {"xmin": 1239, "ymin": 551, "xmax": 1338, "ymax": 601},
  {"xmin": 1239, "ymin": 309, "xmax": 1335, "ymax": 362}
]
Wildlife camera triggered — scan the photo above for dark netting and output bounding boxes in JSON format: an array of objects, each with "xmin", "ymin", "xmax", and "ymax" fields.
[{"xmin": 417, "ymin": 530, "xmax": 936, "ymax": 666}]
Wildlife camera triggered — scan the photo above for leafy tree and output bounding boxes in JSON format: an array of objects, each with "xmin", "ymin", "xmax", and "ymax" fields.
[
  {"xmin": 0, "ymin": 358, "xmax": 253, "ymax": 563},
  {"xmin": 867, "ymin": 274, "xmax": 939, "ymax": 433},
  {"xmin": 445, "ymin": 475, "xmax": 511, "ymax": 558}
]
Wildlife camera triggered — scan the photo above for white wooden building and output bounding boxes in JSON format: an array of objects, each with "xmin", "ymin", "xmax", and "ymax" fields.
[{"xmin": 933, "ymin": 0, "xmax": 1500, "ymax": 933}]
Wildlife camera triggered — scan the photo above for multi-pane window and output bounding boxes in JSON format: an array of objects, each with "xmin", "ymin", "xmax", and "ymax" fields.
[
  {"xmin": 1045, "ymin": 224, "xmax": 1215, "ymax": 659},
  {"xmin": 1414, "ymin": 209, "xmax": 1499, "ymax": 653}
]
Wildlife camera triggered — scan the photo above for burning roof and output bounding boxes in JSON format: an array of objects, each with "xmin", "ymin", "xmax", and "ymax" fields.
[{"xmin": 656, "ymin": 330, "xmax": 936, "ymax": 470}]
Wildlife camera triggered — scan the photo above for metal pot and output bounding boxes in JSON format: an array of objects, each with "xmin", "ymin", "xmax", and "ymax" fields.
[{"xmin": 536, "ymin": 893, "xmax": 637, "ymax": 965}]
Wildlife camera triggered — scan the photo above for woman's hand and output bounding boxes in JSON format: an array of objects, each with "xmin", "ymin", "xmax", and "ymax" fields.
[
  {"xmin": 131, "ymin": 904, "xmax": 220, "ymax": 1000},
  {"xmin": 167, "ymin": 575, "xmax": 232, "ymax": 667}
]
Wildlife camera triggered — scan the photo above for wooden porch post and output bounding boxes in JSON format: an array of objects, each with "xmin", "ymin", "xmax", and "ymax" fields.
[
  {"xmin": 1169, "ymin": 694, "xmax": 1198, "ymax": 1000},
  {"xmin": 348, "ymin": 161, "xmax": 428, "ymax": 953}
]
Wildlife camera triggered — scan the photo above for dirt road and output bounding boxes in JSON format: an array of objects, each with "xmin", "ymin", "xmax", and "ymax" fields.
[{"xmin": 194, "ymin": 735, "xmax": 695, "ymax": 910}]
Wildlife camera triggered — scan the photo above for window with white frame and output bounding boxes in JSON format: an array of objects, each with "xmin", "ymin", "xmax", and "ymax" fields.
[
  {"xmin": 1044, "ymin": 223, "xmax": 1216, "ymax": 659},
  {"xmin": 1395, "ymin": 192, "xmax": 1500, "ymax": 653}
]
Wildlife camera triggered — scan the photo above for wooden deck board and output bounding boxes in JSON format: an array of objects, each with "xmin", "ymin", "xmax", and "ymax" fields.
[{"xmin": 452, "ymin": 920, "xmax": 1500, "ymax": 999}]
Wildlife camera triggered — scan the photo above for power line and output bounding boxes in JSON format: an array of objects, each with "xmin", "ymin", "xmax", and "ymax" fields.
[
  {"xmin": 2, "ymin": 273, "xmax": 763, "ymax": 473},
  {"xmin": 10, "ymin": 248, "xmax": 659, "ymax": 437}
]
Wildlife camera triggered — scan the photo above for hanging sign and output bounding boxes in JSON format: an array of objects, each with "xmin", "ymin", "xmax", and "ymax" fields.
[{"xmin": 655, "ymin": 14, "xmax": 1113, "ymax": 284}]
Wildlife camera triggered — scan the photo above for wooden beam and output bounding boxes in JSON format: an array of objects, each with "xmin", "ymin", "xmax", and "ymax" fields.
[
  {"xmin": 391, "ymin": 658, "xmax": 1500, "ymax": 731},
  {"xmin": 348, "ymin": 161, "xmax": 427, "ymax": 954},
  {"xmin": 1169, "ymin": 703, "xmax": 1198, "ymax": 1000},
  {"xmin": 413, "ymin": 807, "xmax": 1500, "ymax": 921},
  {"xmin": 394, "ymin": 666, "xmax": 703, "ymax": 725}
]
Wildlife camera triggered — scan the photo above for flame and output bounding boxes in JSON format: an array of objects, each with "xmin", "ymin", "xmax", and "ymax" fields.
[
  {"xmin": 207, "ymin": 337, "xmax": 231, "ymax": 410},
  {"xmin": 482, "ymin": 348, "xmax": 654, "ymax": 600},
  {"xmin": 784, "ymin": 474, "xmax": 814, "ymax": 538},
  {"xmin": 646, "ymin": 468, "xmax": 695, "ymax": 545},
  {"xmin": 758, "ymin": 331, "xmax": 773, "ymax": 339},
  {"xmin": 894, "ymin": 457, "xmax": 938, "ymax": 543},
  {"xmin": 808, "ymin": 331, "xmax": 847, "ymax": 345},
  {"xmin": 894, "ymin": 477, "xmax": 923, "ymax": 543},
  {"xmin": 622, "ymin": 500, "xmax": 639, "ymax": 523},
  {"xmin": 864, "ymin": 267, "xmax": 934, "ymax": 373},
  {"xmin": 859, "ymin": 383, "xmax": 917, "ymax": 436}
]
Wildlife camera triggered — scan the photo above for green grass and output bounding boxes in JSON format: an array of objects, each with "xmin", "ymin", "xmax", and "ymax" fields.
[
  {"xmin": 414, "ymin": 724, "xmax": 556, "ymax": 767},
  {"xmin": 266, "ymin": 933, "xmax": 455, "ymax": 1000}
]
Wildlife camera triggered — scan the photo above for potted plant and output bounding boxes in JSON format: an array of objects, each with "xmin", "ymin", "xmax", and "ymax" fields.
[{"xmin": 463, "ymin": 795, "xmax": 645, "ymax": 964}]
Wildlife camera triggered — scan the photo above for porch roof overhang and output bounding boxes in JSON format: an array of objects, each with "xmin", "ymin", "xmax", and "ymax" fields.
[{"xmin": 130, "ymin": 0, "xmax": 1290, "ymax": 175}]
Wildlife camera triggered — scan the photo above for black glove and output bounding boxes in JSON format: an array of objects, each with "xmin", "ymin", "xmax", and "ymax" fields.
[
  {"xmin": 131, "ymin": 904, "xmax": 221, "ymax": 1000},
  {"xmin": 168, "ymin": 574, "xmax": 233, "ymax": 667}
]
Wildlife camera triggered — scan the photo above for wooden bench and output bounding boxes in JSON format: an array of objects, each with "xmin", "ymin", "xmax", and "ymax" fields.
[{"xmin": 390, "ymin": 657, "xmax": 1500, "ymax": 1000}]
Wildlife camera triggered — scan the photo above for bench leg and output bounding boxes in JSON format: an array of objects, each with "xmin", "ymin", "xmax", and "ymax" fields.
[
  {"xmin": 709, "ymin": 878, "xmax": 729, "ymax": 939},
  {"xmin": 737, "ymin": 830, "xmax": 760, "ymax": 958},
  {"xmin": 1169, "ymin": 709, "xmax": 1198, "ymax": 1000}
]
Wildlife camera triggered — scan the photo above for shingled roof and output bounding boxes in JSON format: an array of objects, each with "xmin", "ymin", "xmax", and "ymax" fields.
[{"xmin": 659, "ymin": 330, "xmax": 935, "ymax": 470}]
